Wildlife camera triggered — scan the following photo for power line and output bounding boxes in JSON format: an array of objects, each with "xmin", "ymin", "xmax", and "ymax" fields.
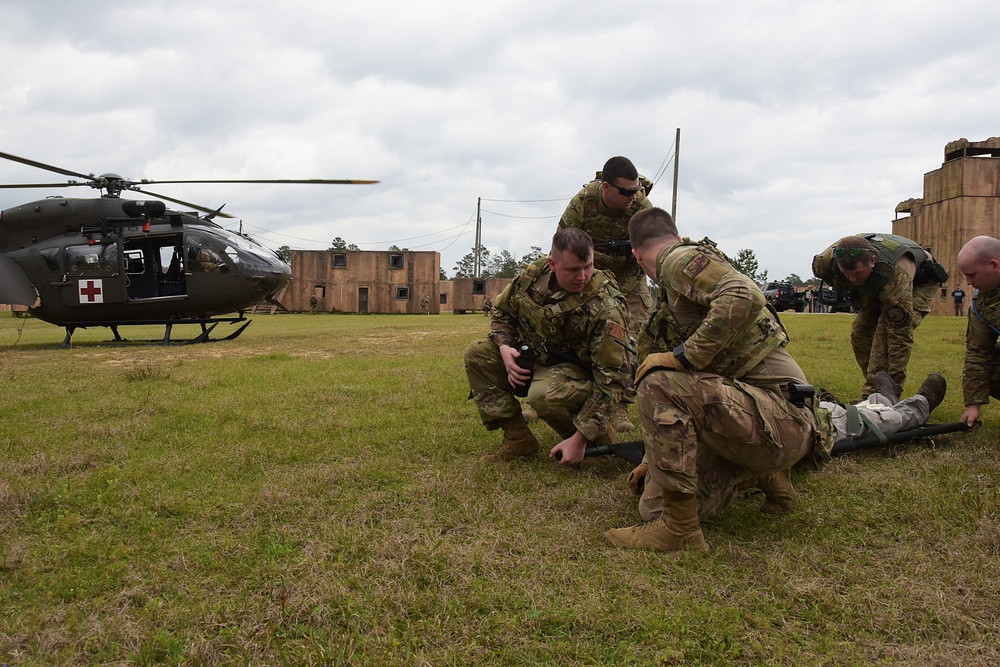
[
  {"xmin": 481, "ymin": 209, "xmax": 561, "ymax": 219},
  {"xmin": 480, "ymin": 197, "xmax": 570, "ymax": 203}
]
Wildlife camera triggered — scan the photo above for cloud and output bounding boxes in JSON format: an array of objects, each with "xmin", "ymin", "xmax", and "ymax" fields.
[{"xmin": 3, "ymin": 0, "xmax": 1000, "ymax": 280}]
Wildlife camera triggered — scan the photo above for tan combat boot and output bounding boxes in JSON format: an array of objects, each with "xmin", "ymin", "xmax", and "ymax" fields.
[
  {"xmin": 756, "ymin": 468, "xmax": 797, "ymax": 515},
  {"xmin": 611, "ymin": 404, "xmax": 634, "ymax": 432},
  {"xmin": 604, "ymin": 491, "xmax": 709, "ymax": 553},
  {"xmin": 480, "ymin": 414, "xmax": 539, "ymax": 462}
]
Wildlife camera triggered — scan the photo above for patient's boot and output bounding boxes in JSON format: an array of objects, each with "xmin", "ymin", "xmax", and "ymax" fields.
[{"xmin": 917, "ymin": 373, "xmax": 947, "ymax": 413}]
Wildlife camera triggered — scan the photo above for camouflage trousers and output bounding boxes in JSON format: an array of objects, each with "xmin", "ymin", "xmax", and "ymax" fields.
[
  {"xmin": 635, "ymin": 369, "xmax": 815, "ymax": 522},
  {"xmin": 464, "ymin": 338, "xmax": 595, "ymax": 439},
  {"xmin": 852, "ymin": 283, "xmax": 935, "ymax": 395}
]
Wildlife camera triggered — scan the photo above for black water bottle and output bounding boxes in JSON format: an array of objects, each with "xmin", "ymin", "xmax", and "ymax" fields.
[{"xmin": 512, "ymin": 345, "xmax": 537, "ymax": 398}]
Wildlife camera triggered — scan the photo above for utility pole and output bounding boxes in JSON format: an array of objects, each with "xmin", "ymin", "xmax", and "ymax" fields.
[
  {"xmin": 474, "ymin": 197, "xmax": 482, "ymax": 278},
  {"xmin": 672, "ymin": 128, "xmax": 680, "ymax": 223}
]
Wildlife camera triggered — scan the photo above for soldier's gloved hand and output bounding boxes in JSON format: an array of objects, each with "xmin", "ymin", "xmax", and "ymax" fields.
[
  {"xmin": 627, "ymin": 463, "xmax": 649, "ymax": 496},
  {"xmin": 635, "ymin": 352, "xmax": 685, "ymax": 384}
]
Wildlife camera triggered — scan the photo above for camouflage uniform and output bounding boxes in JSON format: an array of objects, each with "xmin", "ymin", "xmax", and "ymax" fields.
[
  {"xmin": 812, "ymin": 233, "xmax": 943, "ymax": 396},
  {"xmin": 558, "ymin": 179, "xmax": 653, "ymax": 337},
  {"xmin": 637, "ymin": 238, "xmax": 818, "ymax": 521},
  {"xmin": 464, "ymin": 257, "xmax": 632, "ymax": 442},
  {"xmin": 963, "ymin": 286, "xmax": 1000, "ymax": 407}
]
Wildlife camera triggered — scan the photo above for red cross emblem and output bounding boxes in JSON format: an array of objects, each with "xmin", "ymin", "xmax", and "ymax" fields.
[{"xmin": 79, "ymin": 279, "xmax": 104, "ymax": 304}]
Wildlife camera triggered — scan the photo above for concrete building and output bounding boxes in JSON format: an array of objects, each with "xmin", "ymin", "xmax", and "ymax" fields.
[
  {"xmin": 449, "ymin": 277, "xmax": 512, "ymax": 314},
  {"xmin": 893, "ymin": 137, "xmax": 1000, "ymax": 316},
  {"xmin": 287, "ymin": 249, "xmax": 440, "ymax": 314}
]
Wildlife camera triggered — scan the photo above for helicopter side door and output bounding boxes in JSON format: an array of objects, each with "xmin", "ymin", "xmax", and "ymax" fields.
[
  {"xmin": 123, "ymin": 234, "xmax": 187, "ymax": 301},
  {"xmin": 61, "ymin": 241, "xmax": 124, "ymax": 308}
]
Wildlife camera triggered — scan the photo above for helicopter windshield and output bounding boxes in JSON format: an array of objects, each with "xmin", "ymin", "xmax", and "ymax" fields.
[
  {"xmin": 186, "ymin": 233, "xmax": 229, "ymax": 273},
  {"xmin": 198, "ymin": 228, "xmax": 286, "ymax": 274}
]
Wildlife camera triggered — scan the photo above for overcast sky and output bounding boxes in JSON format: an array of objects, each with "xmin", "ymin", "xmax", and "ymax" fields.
[{"xmin": 2, "ymin": 0, "xmax": 998, "ymax": 281}]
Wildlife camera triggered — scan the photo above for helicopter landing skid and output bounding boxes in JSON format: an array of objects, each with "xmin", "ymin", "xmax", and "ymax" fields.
[{"xmin": 59, "ymin": 318, "xmax": 253, "ymax": 347}]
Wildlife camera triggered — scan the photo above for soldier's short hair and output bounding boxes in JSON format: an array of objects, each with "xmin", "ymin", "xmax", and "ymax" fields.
[
  {"xmin": 552, "ymin": 227, "xmax": 593, "ymax": 261},
  {"xmin": 601, "ymin": 156, "xmax": 638, "ymax": 184},
  {"xmin": 833, "ymin": 236, "xmax": 874, "ymax": 269},
  {"xmin": 963, "ymin": 235, "xmax": 1000, "ymax": 264},
  {"xmin": 628, "ymin": 207, "xmax": 678, "ymax": 250}
]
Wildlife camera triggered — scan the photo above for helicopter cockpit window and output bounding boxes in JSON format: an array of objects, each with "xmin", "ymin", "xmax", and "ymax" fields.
[
  {"xmin": 186, "ymin": 234, "xmax": 229, "ymax": 273},
  {"xmin": 40, "ymin": 247, "xmax": 61, "ymax": 271},
  {"xmin": 65, "ymin": 244, "xmax": 118, "ymax": 276}
]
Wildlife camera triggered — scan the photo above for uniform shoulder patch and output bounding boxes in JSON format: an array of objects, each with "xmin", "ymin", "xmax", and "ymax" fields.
[
  {"xmin": 606, "ymin": 321, "xmax": 627, "ymax": 341},
  {"xmin": 885, "ymin": 305, "xmax": 910, "ymax": 326},
  {"xmin": 682, "ymin": 252, "xmax": 711, "ymax": 279}
]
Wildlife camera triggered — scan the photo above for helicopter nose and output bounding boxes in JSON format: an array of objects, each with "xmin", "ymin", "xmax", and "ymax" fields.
[{"xmin": 251, "ymin": 256, "xmax": 292, "ymax": 298}]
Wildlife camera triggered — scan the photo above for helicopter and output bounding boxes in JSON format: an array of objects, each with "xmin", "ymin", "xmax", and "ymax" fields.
[{"xmin": 0, "ymin": 151, "xmax": 378, "ymax": 346}]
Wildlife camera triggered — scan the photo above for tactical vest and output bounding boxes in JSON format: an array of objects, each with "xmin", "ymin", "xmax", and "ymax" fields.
[
  {"xmin": 822, "ymin": 233, "xmax": 940, "ymax": 299},
  {"xmin": 511, "ymin": 256, "xmax": 624, "ymax": 356},
  {"xmin": 650, "ymin": 238, "xmax": 788, "ymax": 379}
]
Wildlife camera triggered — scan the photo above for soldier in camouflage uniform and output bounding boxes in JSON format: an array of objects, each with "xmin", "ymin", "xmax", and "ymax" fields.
[
  {"xmin": 464, "ymin": 228, "xmax": 633, "ymax": 464},
  {"xmin": 559, "ymin": 156, "xmax": 652, "ymax": 432},
  {"xmin": 812, "ymin": 233, "xmax": 946, "ymax": 398},
  {"xmin": 604, "ymin": 208, "xmax": 820, "ymax": 554},
  {"xmin": 957, "ymin": 235, "xmax": 1000, "ymax": 427}
]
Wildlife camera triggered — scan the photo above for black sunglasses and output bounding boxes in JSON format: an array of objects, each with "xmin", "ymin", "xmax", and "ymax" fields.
[{"xmin": 608, "ymin": 183, "xmax": 641, "ymax": 197}]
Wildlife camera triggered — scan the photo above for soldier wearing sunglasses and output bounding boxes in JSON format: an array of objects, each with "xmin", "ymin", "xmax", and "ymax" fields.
[
  {"xmin": 558, "ymin": 156, "xmax": 653, "ymax": 432},
  {"xmin": 812, "ymin": 233, "xmax": 947, "ymax": 398}
]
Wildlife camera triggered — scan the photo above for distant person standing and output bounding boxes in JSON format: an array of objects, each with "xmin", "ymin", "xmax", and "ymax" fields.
[
  {"xmin": 952, "ymin": 284, "xmax": 967, "ymax": 316},
  {"xmin": 956, "ymin": 236, "xmax": 1000, "ymax": 427},
  {"xmin": 558, "ymin": 156, "xmax": 653, "ymax": 432}
]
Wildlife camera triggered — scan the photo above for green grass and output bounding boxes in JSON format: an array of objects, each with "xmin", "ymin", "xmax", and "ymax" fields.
[{"xmin": 1, "ymin": 312, "xmax": 997, "ymax": 665}]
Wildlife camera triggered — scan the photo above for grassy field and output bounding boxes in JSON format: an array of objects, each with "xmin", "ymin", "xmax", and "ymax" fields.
[{"xmin": 1, "ymin": 312, "xmax": 997, "ymax": 666}]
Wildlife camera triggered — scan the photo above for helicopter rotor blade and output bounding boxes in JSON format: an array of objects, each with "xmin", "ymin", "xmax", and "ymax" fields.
[
  {"xmin": 129, "ymin": 189, "xmax": 237, "ymax": 219},
  {"xmin": 0, "ymin": 182, "xmax": 85, "ymax": 189},
  {"xmin": 141, "ymin": 178, "xmax": 380, "ymax": 185},
  {"xmin": 0, "ymin": 150, "xmax": 96, "ymax": 181}
]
